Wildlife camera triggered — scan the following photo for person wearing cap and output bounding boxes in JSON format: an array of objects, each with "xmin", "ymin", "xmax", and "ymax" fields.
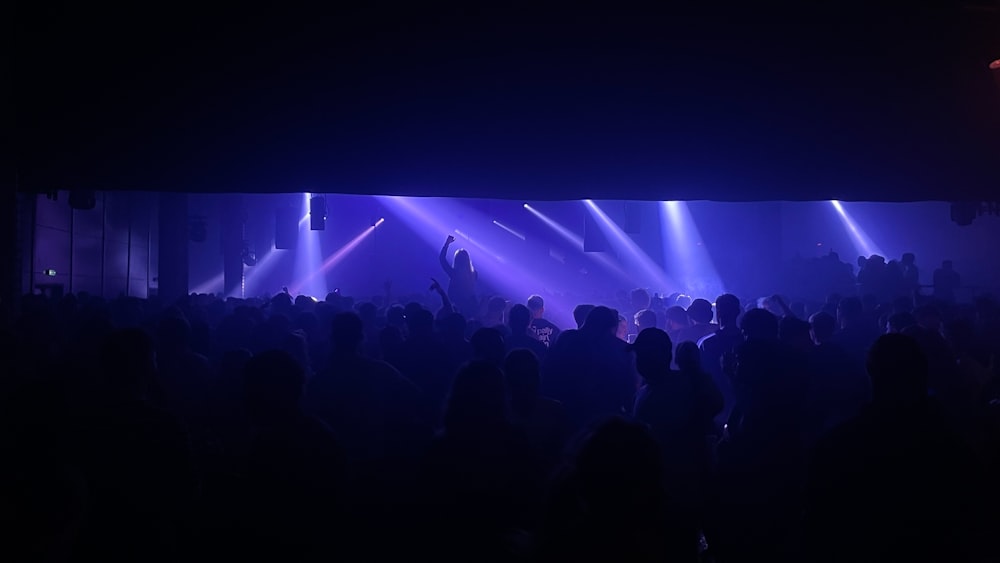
[{"xmin": 630, "ymin": 328, "xmax": 722, "ymax": 553}]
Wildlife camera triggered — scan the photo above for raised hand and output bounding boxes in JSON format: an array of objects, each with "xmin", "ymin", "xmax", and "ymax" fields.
[
  {"xmin": 445, "ymin": 235, "xmax": 456, "ymax": 245},
  {"xmin": 430, "ymin": 277, "xmax": 442, "ymax": 292}
]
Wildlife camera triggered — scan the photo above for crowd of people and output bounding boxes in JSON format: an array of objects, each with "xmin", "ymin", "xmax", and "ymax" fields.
[{"xmin": 2, "ymin": 241, "xmax": 999, "ymax": 562}]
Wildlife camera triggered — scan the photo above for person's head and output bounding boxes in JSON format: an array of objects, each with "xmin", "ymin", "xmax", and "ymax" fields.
[
  {"xmin": 634, "ymin": 309, "xmax": 657, "ymax": 332},
  {"xmin": 444, "ymin": 361, "xmax": 508, "ymax": 434},
  {"xmin": 471, "ymin": 327, "xmax": 506, "ymax": 366},
  {"xmin": 675, "ymin": 341, "xmax": 701, "ymax": 372},
  {"xmin": 664, "ymin": 306, "xmax": 689, "ymax": 332},
  {"xmin": 809, "ymin": 311, "xmax": 837, "ymax": 344},
  {"xmin": 779, "ymin": 316, "xmax": 812, "ymax": 350},
  {"xmin": 156, "ymin": 315, "xmax": 192, "ymax": 352},
  {"xmin": 630, "ymin": 328, "xmax": 673, "ymax": 380},
  {"xmin": 101, "ymin": 328, "xmax": 157, "ymax": 399},
  {"xmin": 244, "ymin": 349, "xmax": 306, "ymax": 424},
  {"xmin": 573, "ymin": 304, "xmax": 595, "ymax": 329},
  {"xmin": 866, "ymin": 333, "xmax": 928, "ymax": 409},
  {"xmin": 487, "ymin": 296, "xmax": 507, "ymax": 322},
  {"xmin": 575, "ymin": 417, "xmax": 664, "ymax": 514},
  {"xmin": 616, "ymin": 314, "xmax": 628, "ymax": 341},
  {"xmin": 508, "ymin": 304, "xmax": 531, "ymax": 334},
  {"xmin": 913, "ymin": 305, "xmax": 942, "ymax": 332},
  {"xmin": 630, "ymin": 288, "xmax": 651, "ymax": 312},
  {"xmin": 406, "ymin": 308, "xmax": 435, "ymax": 337},
  {"xmin": 330, "ymin": 311, "xmax": 364, "ymax": 354},
  {"xmin": 687, "ymin": 299, "xmax": 713, "ymax": 325},
  {"xmin": 942, "ymin": 260, "xmax": 953, "ymax": 271},
  {"xmin": 504, "ymin": 348, "xmax": 541, "ymax": 405},
  {"xmin": 386, "ymin": 305, "xmax": 405, "ymax": 328},
  {"xmin": 526, "ymin": 295, "xmax": 545, "ymax": 319},
  {"xmin": 715, "ymin": 294, "xmax": 741, "ymax": 327},
  {"xmin": 454, "ymin": 248, "xmax": 474, "ymax": 274},
  {"xmin": 901, "ymin": 252, "xmax": 915, "ymax": 265},
  {"xmin": 440, "ymin": 312, "xmax": 467, "ymax": 340},
  {"xmin": 887, "ymin": 311, "xmax": 917, "ymax": 334},
  {"xmin": 583, "ymin": 306, "xmax": 619, "ymax": 337},
  {"xmin": 357, "ymin": 302, "xmax": 378, "ymax": 325},
  {"xmin": 740, "ymin": 308, "xmax": 779, "ymax": 341},
  {"xmin": 837, "ymin": 296, "xmax": 864, "ymax": 328}
]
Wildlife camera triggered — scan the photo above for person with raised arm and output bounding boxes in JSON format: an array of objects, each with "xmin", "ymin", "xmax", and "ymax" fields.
[{"xmin": 439, "ymin": 235, "xmax": 479, "ymax": 318}]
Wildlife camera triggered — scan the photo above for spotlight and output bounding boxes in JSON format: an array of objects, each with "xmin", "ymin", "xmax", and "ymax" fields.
[{"xmin": 310, "ymin": 196, "xmax": 327, "ymax": 230}]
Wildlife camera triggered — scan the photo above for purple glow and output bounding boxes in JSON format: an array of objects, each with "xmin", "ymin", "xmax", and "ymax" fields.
[
  {"xmin": 583, "ymin": 199, "xmax": 674, "ymax": 292},
  {"xmin": 830, "ymin": 200, "xmax": 885, "ymax": 258},
  {"xmin": 660, "ymin": 201, "xmax": 724, "ymax": 297},
  {"xmin": 241, "ymin": 247, "xmax": 285, "ymax": 297},
  {"xmin": 290, "ymin": 220, "xmax": 383, "ymax": 295},
  {"xmin": 523, "ymin": 202, "xmax": 632, "ymax": 281},
  {"xmin": 294, "ymin": 192, "xmax": 327, "ymax": 298},
  {"xmin": 192, "ymin": 272, "xmax": 224, "ymax": 295},
  {"xmin": 379, "ymin": 195, "xmax": 574, "ymax": 328}
]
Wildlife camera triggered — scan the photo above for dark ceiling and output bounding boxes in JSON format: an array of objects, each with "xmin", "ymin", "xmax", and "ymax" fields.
[{"xmin": 13, "ymin": 1, "xmax": 1000, "ymax": 201}]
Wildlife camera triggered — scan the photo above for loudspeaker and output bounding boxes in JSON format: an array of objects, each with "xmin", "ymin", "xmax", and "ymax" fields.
[
  {"xmin": 69, "ymin": 190, "xmax": 97, "ymax": 210},
  {"xmin": 310, "ymin": 196, "xmax": 327, "ymax": 231},
  {"xmin": 584, "ymin": 212, "xmax": 608, "ymax": 252},
  {"xmin": 275, "ymin": 207, "xmax": 298, "ymax": 249}
]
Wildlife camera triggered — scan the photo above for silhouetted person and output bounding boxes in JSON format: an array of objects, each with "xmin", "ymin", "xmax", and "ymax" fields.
[
  {"xmin": 712, "ymin": 308, "xmax": 806, "ymax": 563},
  {"xmin": 439, "ymin": 235, "xmax": 479, "ymax": 317},
  {"xmin": 678, "ymin": 298, "xmax": 716, "ymax": 344},
  {"xmin": 155, "ymin": 314, "xmax": 212, "ymax": 421},
  {"xmin": 507, "ymin": 304, "xmax": 548, "ymax": 360},
  {"xmin": 663, "ymin": 305, "xmax": 690, "ymax": 344},
  {"xmin": 537, "ymin": 418, "xmax": 691, "ymax": 562},
  {"xmin": 834, "ymin": 296, "xmax": 878, "ymax": 368},
  {"xmin": 527, "ymin": 295, "xmax": 561, "ymax": 348},
  {"xmin": 72, "ymin": 329, "xmax": 195, "ymax": 563},
  {"xmin": 634, "ymin": 308, "xmax": 658, "ymax": 333},
  {"xmin": 886, "ymin": 311, "xmax": 917, "ymax": 333},
  {"xmin": 632, "ymin": 330, "xmax": 721, "ymax": 552},
  {"xmin": 306, "ymin": 312, "xmax": 428, "ymax": 468},
  {"xmin": 543, "ymin": 306, "xmax": 637, "ymax": 430},
  {"xmin": 504, "ymin": 349, "xmax": 572, "ymax": 472},
  {"xmin": 933, "ymin": 259, "xmax": 961, "ymax": 303},
  {"xmin": 699, "ymin": 294, "xmax": 742, "ymax": 424},
  {"xmin": 572, "ymin": 304, "xmax": 595, "ymax": 329},
  {"xmin": 900, "ymin": 252, "xmax": 919, "ymax": 294},
  {"xmin": 398, "ymin": 308, "xmax": 452, "ymax": 408},
  {"xmin": 237, "ymin": 350, "xmax": 346, "ymax": 562},
  {"xmin": 804, "ymin": 334, "xmax": 993, "ymax": 563},
  {"xmin": 438, "ymin": 311, "xmax": 474, "ymax": 376},
  {"xmin": 418, "ymin": 361, "xmax": 541, "ymax": 562},
  {"xmin": 471, "ymin": 326, "xmax": 507, "ymax": 367},
  {"xmin": 806, "ymin": 312, "xmax": 871, "ymax": 443}
]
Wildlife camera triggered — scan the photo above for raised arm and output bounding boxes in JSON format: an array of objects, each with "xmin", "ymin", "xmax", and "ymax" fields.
[
  {"xmin": 439, "ymin": 235, "xmax": 455, "ymax": 277},
  {"xmin": 430, "ymin": 278, "xmax": 454, "ymax": 316}
]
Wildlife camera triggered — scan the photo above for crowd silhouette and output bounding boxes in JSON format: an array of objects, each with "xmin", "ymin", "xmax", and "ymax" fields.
[{"xmin": 2, "ymin": 247, "xmax": 999, "ymax": 563}]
